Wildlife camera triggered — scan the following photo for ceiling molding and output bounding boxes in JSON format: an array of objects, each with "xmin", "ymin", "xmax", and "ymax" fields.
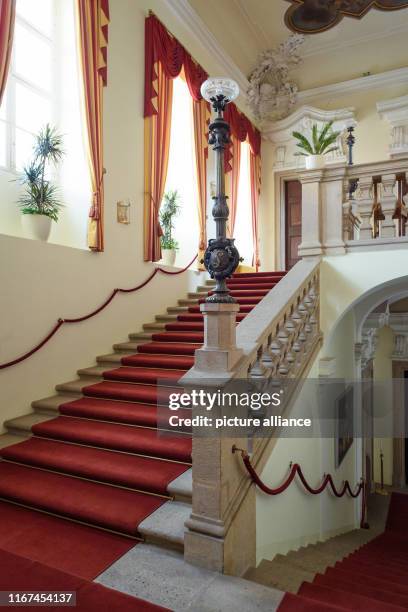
[
  {"xmin": 302, "ymin": 21, "xmax": 408, "ymax": 58},
  {"xmin": 232, "ymin": 0, "xmax": 270, "ymax": 48},
  {"xmin": 298, "ymin": 67, "xmax": 408, "ymax": 103},
  {"xmin": 264, "ymin": 105, "xmax": 355, "ymax": 141},
  {"xmin": 165, "ymin": 0, "xmax": 249, "ymax": 100}
]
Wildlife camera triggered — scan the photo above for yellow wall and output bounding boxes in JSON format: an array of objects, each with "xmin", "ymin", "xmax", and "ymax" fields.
[{"xmin": 372, "ymin": 326, "xmax": 394, "ymax": 486}]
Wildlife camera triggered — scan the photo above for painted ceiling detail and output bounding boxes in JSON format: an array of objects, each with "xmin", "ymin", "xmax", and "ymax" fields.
[
  {"xmin": 247, "ymin": 34, "xmax": 305, "ymax": 123},
  {"xmin": 285, "ymin": 0, "xmax": 408, "ymax": 34}
]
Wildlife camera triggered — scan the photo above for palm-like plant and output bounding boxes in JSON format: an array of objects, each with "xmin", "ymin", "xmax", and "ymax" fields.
[
  {"xmin": 160, "ymin": 190, "xmax": 181, "ymax": 250},
  {"xmin": 17, "ymin": 124, "xmax": 64, "ymax": 222},
  {"xmin": 292, "ymin": 121, "xmax": 340, "ymax": 157}
]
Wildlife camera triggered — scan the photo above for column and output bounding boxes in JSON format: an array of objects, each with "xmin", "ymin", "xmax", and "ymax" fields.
[
  {"xmin": 298, "ymin": 170, "xmax": 323, "ymax": 257},
  {"xmin": 322, "ymin": 166, "xmax": 347, "ymax": 255}
]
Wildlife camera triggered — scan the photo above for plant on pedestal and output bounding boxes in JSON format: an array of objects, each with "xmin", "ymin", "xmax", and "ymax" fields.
[
  {"xmin": 293, "ymin": 121, "xmax": 340, "ymax": 170},
  {"xmin": 160, "ymin": 190, "xmax": 180, "ymax": 266},
  {"xmin": 17, "ymin": 124, "xmax": 64, "ymax": 241}
]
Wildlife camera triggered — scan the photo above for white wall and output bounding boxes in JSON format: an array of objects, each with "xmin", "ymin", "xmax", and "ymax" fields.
[{"xmin": 1, "ymin": 0, "xmax": 246, "ymax": 429}]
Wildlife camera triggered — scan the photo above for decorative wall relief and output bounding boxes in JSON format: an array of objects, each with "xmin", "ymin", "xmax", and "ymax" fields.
[
  {"xmin": 263, "ymin": 105, "xmax": 356, "ymax": 171},
  {"xmin": 285, "ymin": 0, "xmax": 408, "ymax": 35},
  {"xmin": 247, "ymin": 34, "xmax": 305, "ymax": 123}
]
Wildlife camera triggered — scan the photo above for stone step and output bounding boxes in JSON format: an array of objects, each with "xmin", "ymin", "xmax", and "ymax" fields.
[
  {"xmin": 56, "ymin": 379, "xmax": 95, "ymax": 395},
  {"xmin": 96, "ymin": 353, "xmax": 129, "ymax": 366},
  {"xmin": 4, "ymin": 413, "xmax": 52, "ymax": 436},
  {"xmin": 167, "ymin": 307, "xmax": 188, "ymax": 314},
  {"xmin": 78, "ymin": 366, "xmax": 108, "ymax": 378},
  {"xmin": 178, "ymin": 298, "xmax": 199, "ymax": 306},
  {"xmin": 97, "ymin": 543, "xmax": 284, "ymax": 612},
  {"xmin": 113, "ymin": 341, "xmax": 143, "ymax": 352},
  {"xmin": 138, "ymin": 500, "xmax": 191, "ymax": 551},
  {"xmin": 128, "ymin": 332, "xmax": 153, "ymax": 341},
  {"xmin": 187, "ymin": 291, "xmax": 207, "ymax": 299},
  {"xmin": 276, "ymin": 551, "xmax": 334, "ymax": 575},
  {"xmin": 143, "ymin": 322, "xmax": 166, "ymax": 331},
  {"xmin": 32, "ymin": 394, "xmax": 78, "ymax": 415},
  {"xmin": 246, "ymin": 558, "xmax": 314, "ymax": 594},
  {"xmin": 0, "ymin": 433, "xmax": 27, "ymax": 450},
  {"xmin": 167, "ymin": 468, "xmax": 192, "ymax": 503},
  {"xmin": 155, "ymin": 315, "xmax": 178, "ymax": 322}
]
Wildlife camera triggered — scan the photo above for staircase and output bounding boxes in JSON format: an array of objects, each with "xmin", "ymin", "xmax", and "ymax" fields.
[
  {"xmin": 247, "ymin": 492, "xmax": 408, "ymax": 611},
  {"xmin": 0, "ymin": 271, "xmax": 286, "ymax": 556}
]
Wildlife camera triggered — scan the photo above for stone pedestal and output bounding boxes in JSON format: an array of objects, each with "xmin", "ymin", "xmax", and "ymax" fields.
[
  {"xmin": 194, "ymin": 302, "xmax": 243, "ymax": 374},
  {"xmin": 298, "ymin": 170, "xmax": 323, "ymax": 257},
  {"xmin": 182, "ymin": 301, "xmax": 254, "ymax": 575},
  {"xmin": 322, "ymin": 166, "xmax": 347, "ymax": 255}
]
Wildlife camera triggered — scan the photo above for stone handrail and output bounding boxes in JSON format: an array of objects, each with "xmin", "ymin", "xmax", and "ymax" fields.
[
  {"xmin": 183, "ymin": 259, "xmax": 322, "ymax": 576},
  {"xmin": 298, "ymin": 156, "xmax": 408, "ymax": 258}
]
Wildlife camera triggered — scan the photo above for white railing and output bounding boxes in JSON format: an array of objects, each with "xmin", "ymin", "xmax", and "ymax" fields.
[{"xmin": 298, "ymin": 156, "xmax": 408, "ymax": 257}]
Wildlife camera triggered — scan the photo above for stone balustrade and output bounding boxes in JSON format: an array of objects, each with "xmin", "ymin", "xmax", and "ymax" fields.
[
  {"xmin": 182, "ymin": 259, "xmax": 322, "ymax": 576},
  {"xmin": 298, "ymin": 156, "xmax": 408, "ymax": 256}
]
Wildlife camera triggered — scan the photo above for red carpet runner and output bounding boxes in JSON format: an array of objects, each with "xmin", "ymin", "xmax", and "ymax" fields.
[
  {"xmin": 0, "ymin": 548, "xmax": 169, "ymax": 611},
  {"xmin": 0, "ymin": 272, "xmax": 286, "ymax": 572},
  {"xmin": 279, "ymin": 492, "xmax": 408, "ymax": 611}
]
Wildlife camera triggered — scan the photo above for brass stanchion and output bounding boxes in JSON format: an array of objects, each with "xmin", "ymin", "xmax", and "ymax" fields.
[{"xmin": 375, "ymin": 450, "xmax": 389, "ymax": 496}]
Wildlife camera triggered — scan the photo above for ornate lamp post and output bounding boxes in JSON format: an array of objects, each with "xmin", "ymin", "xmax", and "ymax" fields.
[
  {"xmin": 346, "ymin": 125, "xmax": 355, "ymax": 166},
  {"xmin": 200, "ymin": 78, "xmax": 240, "ymax": 303}
]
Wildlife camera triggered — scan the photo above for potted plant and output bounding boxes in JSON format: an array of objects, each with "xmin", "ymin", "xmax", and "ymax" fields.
[
  {"xmin": 292, "ymin": 121, "xmax": 340, "ymax": 170},
  {"xmin": 160, "ymin": 190, "xmax": 180, "ymax": 266},
  {"xmin": 18, "ymin": 124, "xmax": 64, "ymax": 241}
]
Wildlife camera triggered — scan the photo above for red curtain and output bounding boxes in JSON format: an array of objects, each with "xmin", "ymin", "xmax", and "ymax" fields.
[
  {"xmin": 0, "ymin": 0, "xmax": 15, "ymax": 106},
  {"xmin": 76, "ymin": 0, "xmax": 110, "ymax": 252},
  {"xmin": 250, "ymin": 150, "xmax": 261, "ymax": 271},
  {"xmin": 144, "ymin": 14, "xmax": 262, "ymax": 264}
]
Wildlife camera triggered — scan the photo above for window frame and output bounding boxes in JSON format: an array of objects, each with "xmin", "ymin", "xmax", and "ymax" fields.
[{"xmin": 0, "ymin": 2, "xmax": 56, "ymax": 174}]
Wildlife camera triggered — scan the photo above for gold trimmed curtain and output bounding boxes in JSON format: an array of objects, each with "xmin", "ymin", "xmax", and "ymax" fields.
[
  {"xmin": 0, "ymin": 0, "xmax": 15, "ymax": 106},
  {"xmin": 250, "ymin": 149, "xmax": 261, "ymax": 271},
  {"xmin": 192, "ymin": 98, "xmax": 209, "ymax": 264},
  {"xmin": 144, "ymin": 62, "xmax": 173, "ymax": 262},
  {"xmin": 226, "ymin": 135, "xmax": 241, "ymax": 238},
  {"xmin": 75, "ymin": 0, "xmax": 109, "ymax": 252}
]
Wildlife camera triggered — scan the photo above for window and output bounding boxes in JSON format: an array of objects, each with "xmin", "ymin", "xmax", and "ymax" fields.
[
  {"xmin": 161, "ymin": 76, "xmax": 199, "ymax": 265},
  {"xmin": 234, "ymin": 142, "xmax": 254, "ymax": 266},
  {"xmin": 0, "ymin": 0, "xmax": 91, "ymax": 249},
  {"xmin": 1, "ymin": 0, "xmax": 54, "ymax": 172}
]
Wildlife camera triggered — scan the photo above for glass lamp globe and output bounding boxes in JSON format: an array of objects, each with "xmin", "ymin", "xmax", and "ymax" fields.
[{"xmin": 200, "ymin": 78, "xmax": 239, "ymax": 104}]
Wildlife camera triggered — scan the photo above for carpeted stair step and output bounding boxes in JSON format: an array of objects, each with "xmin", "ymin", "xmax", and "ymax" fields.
[
  {"xmin": 322, "ymin": 566, "xmax": 408, "ymax": 596},
  {"xmin": 338, "ymin": 556, "xmax": 408, "ymax": 579},
  {"xmin": 113, "ymin": 341, "xmax": 146, "ymax": 352},
  {"xmin": 278, "ymin": 593, "xmax": 346, "ymax": 611},
  {"xmin": 5, "ymin": 413, "xmax": 50, "ymax": 436},
  {"xmin": 298, "ymin": 582, "xmax": 406, "ymax": 612},
  {"xmin": 209, "ymin": 289, "xmax": 269, "ymax": 297},
  {"xmin": 136, "ymin": 342, "xmax": 200, "ymax": 355},
  {"xmin": 32, "ymin": 416, "xmax": 192, "ymax": 463},
  {"xmin": 164, "ymin": 322, "xmax": 205, "ymax": 332},
  {"xmin": 233, "ymin": 271, "xmax": 286, "ymax": 278},
  {"xmin": 121, "ymin": 353, "xmax": 194, "ymax": 369},
  {"xmin": 82, "ymin": 381, "xmax": 177, "ymax": 404},
  {"xmin": 331, "ymin": 560, "xmax": 408, "ymax": 586},
  {"xmin": 0, "ymin": 437, "xmax": 190, "ymax": 495},
  {"xmin": 150, "ymin": 331, "xmax": 204, "ymax": 343},
  {"xmin": 0, "ymin": 462, "xmax": 165, "ymax": 537},
  {"xmin": 59, "ymin": 397, "xmax": 161, "ymax": 427},
  {"xmin": 102, "ymin": 366, "xmax": 187, "ymax": 385},
  {"xmin": 313, "ymin": 573, "xmax": 408, "ymax": 608},
  {"xmin": 187, "ymin": 304, "xmax": 254, "ymax": 313},
  {"xmin": 198, "ymin": 296, "xmax": 263, "ymax": 305}
]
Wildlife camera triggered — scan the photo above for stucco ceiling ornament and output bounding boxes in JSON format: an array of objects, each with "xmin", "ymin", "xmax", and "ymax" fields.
[
  {"xmin": 247, "ymin": 34, "xmax": 305, "ymax": 124},
  {"xmin": 285, "ymin": 0, "xmax": 408, "ymax": 34}
]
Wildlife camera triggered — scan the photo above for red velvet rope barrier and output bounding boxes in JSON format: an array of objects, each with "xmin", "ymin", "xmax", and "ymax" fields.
[
  {"xmin": 0, "ymin": 255, "xmax": 198, "ymax": 371},
  {"xmin": 233, "ymin": 447, "xmax": 369, "ymax": 529}
]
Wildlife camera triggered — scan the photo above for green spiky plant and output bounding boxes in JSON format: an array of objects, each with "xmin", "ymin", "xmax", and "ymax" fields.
[
  {"xmin": 17, "ymin": 124, "xmax": 64, "ymax": 222},
  {"xmin": 292, "ymin": 121, "xmax": 340, "ymax": 157},
  {"xmin": 160, "ymin": 190, "xmax": 181, "ymax": 250}
]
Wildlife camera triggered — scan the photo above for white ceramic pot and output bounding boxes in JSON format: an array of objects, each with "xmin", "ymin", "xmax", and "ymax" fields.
[
  {"xmin": 305, "ymin": 154, "xmax": 325, "ymax": 170},
  {"xmin": 161, "ymin": 249, "xmax": 177, "ymax": 266},
  {"xmin": 22, "ymin": 214, "xmax": 53, "ymax": 241}
]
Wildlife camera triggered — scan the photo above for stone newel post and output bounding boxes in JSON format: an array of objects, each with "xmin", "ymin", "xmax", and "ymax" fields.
[
  {"xmin": 182, "ymin": 78, "xmax": 254, "ymax": 575},
  {"xmin": 298, "ymin": 170, "xmax": 323, "ymax": 257}
]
